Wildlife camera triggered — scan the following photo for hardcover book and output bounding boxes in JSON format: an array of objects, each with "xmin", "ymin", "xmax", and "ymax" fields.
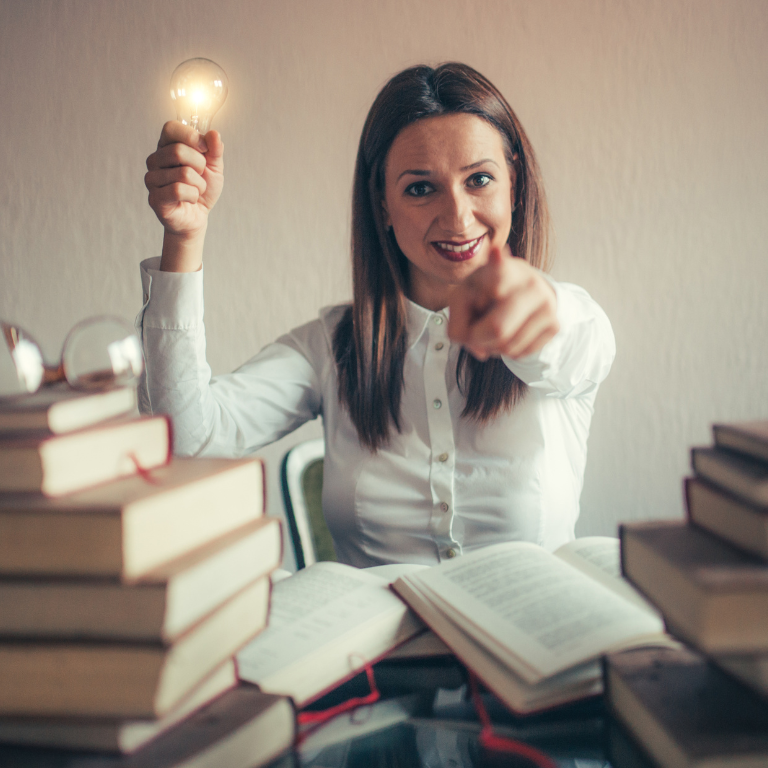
[
  {"xmin": 0, "ymin": 385, "xmax": 137, "ymax": 435},
  {"xmin": 0, "ymin": 684, "xmax": 295, "ymax": 768},
  {"xmin": 0, "ymin": 661, "xmax": 237, "ymax": 753},
  {"xmin": 390, "ymin": 537, "xmax": 673, "ymax": 715},
  {"xmin": 0, "ymin": 517, "xmax": 281, "ymax": 641},
  {"xmin": 691, "ymin": 446, "xmax": 768, "ymax": 507},
  {"xmin": 604, "ymin": 646, "xmax": 768, "ymax": 768},
  {"xmin": 0, "ymin": 578, "xmax": 270, "ymax": 718},
  {"xmin": 0, "ymin": 415, "xmax": 171, "ymax": 496},
  {"xmin": 685, "ymin": 476, "xmax": 768, "ymax": 559},
  {"xmin": 0, "ymin": 457, "xmax": 265, "ymax": 579},
  {"xmin": 713, "ymin": 420, "xmax": 768, "ymax": 464},
  {"xmin": 620, "ymin": 520, "xmax": 768, "ymax": 654}
]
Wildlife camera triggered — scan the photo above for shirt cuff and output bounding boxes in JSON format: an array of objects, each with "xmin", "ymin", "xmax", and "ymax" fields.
[{"xmin": 139, "ymin": 257, "xmax": 205, "ymax": 330}]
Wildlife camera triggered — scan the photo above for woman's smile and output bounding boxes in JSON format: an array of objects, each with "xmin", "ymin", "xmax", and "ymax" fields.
[{"xmin": 432, "ymin": 234, "xmax": 486, "ymax": 262}]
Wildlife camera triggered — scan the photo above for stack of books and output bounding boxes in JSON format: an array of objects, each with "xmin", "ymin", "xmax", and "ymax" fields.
[
  {"xmin": 0, "ymin": 385, "xmax": 294, "ymax": 766},
  {"xmin": 607, "ymin": 419, "xmax": 768, "ymax": 768}
]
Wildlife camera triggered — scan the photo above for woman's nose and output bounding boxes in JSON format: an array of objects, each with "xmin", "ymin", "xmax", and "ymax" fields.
[{"xmin": 438, "ymin": 188, "xmax": 474, "ymax": 234}]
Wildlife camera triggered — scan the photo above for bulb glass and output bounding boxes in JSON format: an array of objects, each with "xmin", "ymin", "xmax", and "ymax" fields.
[{"xmin": 169, "ymin": 58, "xmax": 228, "ymax": 134}]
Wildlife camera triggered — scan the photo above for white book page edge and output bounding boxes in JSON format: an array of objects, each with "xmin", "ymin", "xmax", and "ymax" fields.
[{"xmin": 403, "ymin": 542, "xmax": 664, "ymax": 680}]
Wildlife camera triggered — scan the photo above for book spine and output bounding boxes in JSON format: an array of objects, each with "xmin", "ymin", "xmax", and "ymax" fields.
[
  {"xmin": 163, "ymin": 414, "xmax": 173, "ymax": 466},
  {"xmin": 618, "ymin": 524, "xmax": 629, "ymax": 579}
]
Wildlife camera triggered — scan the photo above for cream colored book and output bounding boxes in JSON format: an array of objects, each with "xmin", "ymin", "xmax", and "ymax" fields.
[
  {"xmin": 237, "ymin": 562, "xmax": 425, "ymax": 706},
  {"xmin": 0, "ymin": 518, "xmax": 281, "ymax": 641},
  {"xmin": 0, "ymin": 577, "xmax": 270, "ymax": 718},
  {"xmin": 0, "ymin": 457, "xmax": 265, "ymax": 579},
  {"xmin": 392, "ymin": 537, "xmax": 675, "ymax": 715},
  {"xmin": 0, "ymin": 684, "xmax": 295, "ymax": 768},
  {"xmin": 0, "ymin": 660, "xmax": 237, "ymax": 753},
  {"xmin": 0, "ymin": 415, "xmax": 170, "ymax": 496},
  {"xmin": 0, "ymin": 384, "xmax": 137, "ymax": 434}
]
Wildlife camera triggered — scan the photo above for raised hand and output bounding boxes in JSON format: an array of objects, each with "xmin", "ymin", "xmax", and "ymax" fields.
[
  {"xmin": 448, "ymin": 246, "xmax": 559, "ymax": 361},
  {"xmin": 144, "ymin": 121, "xmax": 224, "ymax": 272}
]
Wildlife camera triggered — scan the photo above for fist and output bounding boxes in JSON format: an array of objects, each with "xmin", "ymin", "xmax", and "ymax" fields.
[
  {"xmin": 448, "ymin": 247, "xmax": 559, "ymax": 360},
  {"xmin": 144, "ymin": 121, "xmax": 225, "ymax": 238}
]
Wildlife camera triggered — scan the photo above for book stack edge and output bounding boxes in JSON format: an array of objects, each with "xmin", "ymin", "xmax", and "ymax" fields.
[
  {"xmin": 0, "ymin": 386, "xmax": 294, "ymax": 767},
  {"xmin": 607, "ymin": 419, "xmax": 768, "ymax": 768}
]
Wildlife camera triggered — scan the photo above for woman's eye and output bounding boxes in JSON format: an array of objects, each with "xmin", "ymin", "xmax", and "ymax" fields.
[
  {"xmin": 405, "ymin": 181, "xmax": 434, "ymax": 197},
  {"xmin": 468, "ymin": 173, "xmax": 493, "ymax": 188}
]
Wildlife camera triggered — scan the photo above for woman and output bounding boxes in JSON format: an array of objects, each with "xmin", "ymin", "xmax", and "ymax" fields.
[{"xmin": 139, "ymin": 63, "xmax": 615, "ymax": 566}]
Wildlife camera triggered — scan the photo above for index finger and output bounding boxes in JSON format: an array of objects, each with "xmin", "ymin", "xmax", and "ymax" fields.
[{"xmin": 157, "ymin": 120, "xmax": 209, "ymax": 153}]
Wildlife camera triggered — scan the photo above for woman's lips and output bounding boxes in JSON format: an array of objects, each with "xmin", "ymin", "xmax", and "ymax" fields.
[{"xmin": 432, "ymin": 234, "xmax": 485, "ymax": 262}]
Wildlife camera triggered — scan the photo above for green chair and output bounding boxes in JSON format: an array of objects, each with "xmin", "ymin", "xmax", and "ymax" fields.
[{"xmin": 280, "ymin": 438, "xmax": 337, "ymax": 569}]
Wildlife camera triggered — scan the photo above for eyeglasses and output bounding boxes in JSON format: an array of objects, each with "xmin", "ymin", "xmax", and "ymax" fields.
[{"xmin": 0, "ymin": 316, "xmax": 144, "ymax": 398}]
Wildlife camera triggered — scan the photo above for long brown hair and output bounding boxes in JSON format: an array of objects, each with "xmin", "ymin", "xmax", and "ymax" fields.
[{"xmin": 333, "ymin": 63, "xmax": 550, "ymax": 451}]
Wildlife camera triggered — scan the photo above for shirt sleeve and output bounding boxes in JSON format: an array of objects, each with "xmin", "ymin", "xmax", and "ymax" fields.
[
  {"xmin": 502, "ymin": 275, "xmax": 616, "ymax": 398},
  {"xmin": 135, "ymin": 257, "xmax": 323, "ymax": 457}
]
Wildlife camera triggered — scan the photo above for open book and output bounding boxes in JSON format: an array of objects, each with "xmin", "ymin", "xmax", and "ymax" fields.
[
  {"xmin": 392, "ymin": 537, "xmax": 676, "ymax": 715},
  {"xmin": 236, "ymin": 562, "xmax": 425, "ymax": 706}
]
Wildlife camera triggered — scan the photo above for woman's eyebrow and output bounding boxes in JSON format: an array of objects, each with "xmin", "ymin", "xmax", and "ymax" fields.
[
  {"xmin": 397, "ymin": 169, "xmax": 431, "ymax": 182},
  {"xmin": 397, "ymin": 158, "xmax": 500, "ymax": 182},
  {"xmin": 460, "ymin": 158, "xmax": 499, "ymax": 171}
]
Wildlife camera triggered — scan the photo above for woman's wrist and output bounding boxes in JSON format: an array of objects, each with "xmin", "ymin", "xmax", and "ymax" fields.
[{"xmin": 160, "ymin": 227, "xmax": 208, "ymax": 273}]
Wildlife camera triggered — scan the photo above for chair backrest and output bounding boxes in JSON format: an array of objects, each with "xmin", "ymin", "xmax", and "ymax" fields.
[{"xmin": 280, "ymin": 438, "xmax": 337, "ymax": 569}]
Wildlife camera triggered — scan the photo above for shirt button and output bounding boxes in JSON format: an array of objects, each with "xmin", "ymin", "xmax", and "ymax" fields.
[
  {"xmin": 434, "ymin": 342, "xmax": 444, "ymax": 351},
  {"xmin": 433, "ymin": 316, "xmax": 443, "ymax": 325},
  {"xmin": 446, "ymin": 548, "xmax": 457, "ymax": 558},
  {"xmin": 440, "ymin": 502, "xmax": 449, "ymax": 512},
  {"xmin": 433, "ymin": 399, "xmax": 442, "ymax": 409},
  {"xmin": 438, "ymin": 453, "xmax": 449, "ymax": 462}
]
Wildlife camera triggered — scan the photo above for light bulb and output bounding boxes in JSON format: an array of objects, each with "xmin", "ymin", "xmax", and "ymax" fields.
[{"xmin": 169, "ymin": 58, "xmax": 228, "ymax": 134}]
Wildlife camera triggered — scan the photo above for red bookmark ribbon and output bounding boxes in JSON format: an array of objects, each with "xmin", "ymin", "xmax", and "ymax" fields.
[
  {"xmin": 128, "ymin": 453, "xmax": 162, "ymax": 485},
  {"xmin": 468, "ymin": 671, "xmax": 557, "ymax": 768},
  {"xmin": 296, "ymin": 655, "xmax": 380, "ymax": 744}
]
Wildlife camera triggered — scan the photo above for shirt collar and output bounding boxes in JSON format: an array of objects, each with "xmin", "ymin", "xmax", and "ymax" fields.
[{"xmin": 405, "ymin": 298, "xmax": 449, "ymax": 349}]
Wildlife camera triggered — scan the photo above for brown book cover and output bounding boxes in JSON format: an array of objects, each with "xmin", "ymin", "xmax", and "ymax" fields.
[
  {"xmin": 620, "ymin": 520, "xmax": 768, "ymax": 653},
  {"xmin": 0, "ymin": 457, "xmax": 265, "ymax": 579},
  {"xmin": 604, "ymin": 646, "xmax": 768, "ymax": 768},
  {"xmin": 0, "ymin": 684, "xmax": 295, "ymax": 767},
  {"xmin": 691, "ymin": 445, "xmax": 768, "ymax": 507},
  {"xmin": 713, "ymin": 420, "xmax": 768, "ymax": 464},
  {"xmin": 685, "ymin": 476, "xmax": 768, "ymax": 560}
]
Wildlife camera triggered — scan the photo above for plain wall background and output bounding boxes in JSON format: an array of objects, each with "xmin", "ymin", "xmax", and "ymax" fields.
[{"xmin": 2, "ymin": 0, "xmax": 767, "ymax": 569}]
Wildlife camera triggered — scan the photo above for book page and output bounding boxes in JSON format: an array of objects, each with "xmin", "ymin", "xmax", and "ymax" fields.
[
  {"xmin": 394, "ymin": 577, "xmax": 603, "ymax": 714},
  {"xmin": 554, "ymin": 537, "xmax": 661, "ymax": 615},
  {"xmin": 237, "ymin": 562, "xmax": 418, "ymax": 684},
  {"xmin": 364, "ymin": 563, "xmax": 430, "ymax": 583},
  {"xmin": 402, "ymin": 542, "xmax": 664, "ymax": 682}
]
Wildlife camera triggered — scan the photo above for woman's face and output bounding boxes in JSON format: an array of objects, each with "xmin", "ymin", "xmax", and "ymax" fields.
[{"xmin": 382, "ymin": 113, "xmax": 516, "ymax": 311}]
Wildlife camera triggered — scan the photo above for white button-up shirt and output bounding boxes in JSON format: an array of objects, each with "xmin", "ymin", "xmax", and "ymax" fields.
[{"xmin": 137, "ymin": 257, "xmax": 615, "ymax": 567}]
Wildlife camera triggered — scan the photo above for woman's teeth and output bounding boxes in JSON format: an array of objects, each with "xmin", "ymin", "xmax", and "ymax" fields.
[{"xmin": 437, "ymin": 236, "xmax": 482, "ymax": 253}]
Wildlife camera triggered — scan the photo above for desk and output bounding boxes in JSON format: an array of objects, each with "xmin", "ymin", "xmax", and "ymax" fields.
[
  {"xmin": 0, "ymin": 667, "xmax": 653, "ymax": 768},
  {"xmin": 276, "ymin": 669, "xmax": 640, "ymax": 768}
]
